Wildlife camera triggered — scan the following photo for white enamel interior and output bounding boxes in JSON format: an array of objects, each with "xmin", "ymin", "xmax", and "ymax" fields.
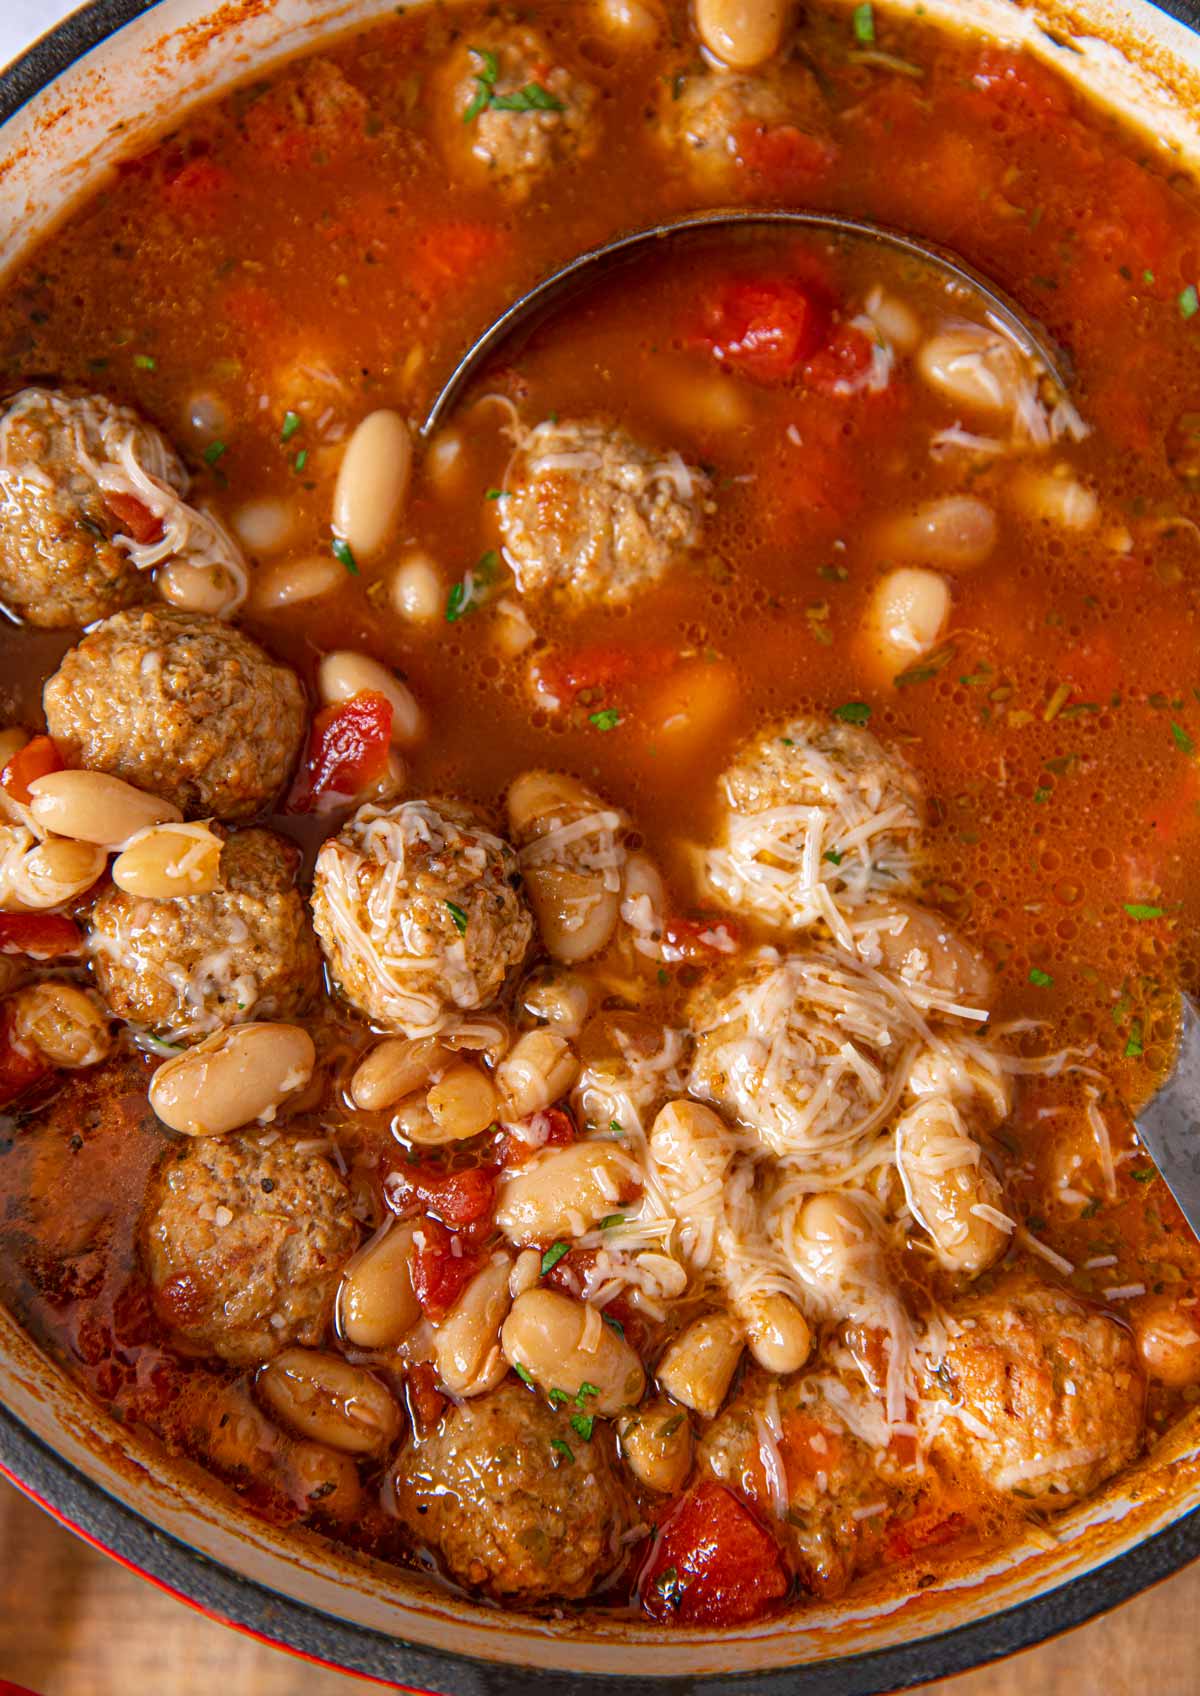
[{"xmin": 1, "ymin": 0, "xmax": 1199, "ymax": 1679}]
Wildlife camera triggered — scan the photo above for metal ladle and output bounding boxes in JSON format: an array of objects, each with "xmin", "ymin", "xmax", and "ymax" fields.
[
  {"xmin": 419, "ymin": 206, "xmax": 1072, "ymax": 437},
  {"xmin": 421, "ymin": 206, "xmax": 1200, "ymax": 1240}
]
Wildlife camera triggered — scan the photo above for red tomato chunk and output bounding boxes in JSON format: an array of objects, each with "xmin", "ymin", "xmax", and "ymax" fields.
[
  {"xmin": 385, "ymin": 1161, "xmax": 498, "ymax": 1231},
  {"xmin": 1, "ymin": 734, "xmax": 63, "ymax": 807},
  {"xmin": 0, "ymin": 912, "xmax": 83, "ymax": 959},
  {"xmin": 696, "ymin": 276, "xmax": 829, "ymax": 384},
  {"xmin": 288, "ymin": 691, "xmax": 392, "ymax": 811},
  {"xmin": 640, "ymin": 1481, "xmax": 790, "ymax": 1626},
  {"xmin": 408, "ymin": 1218, "xmax": 482, "ymax": 1322}
]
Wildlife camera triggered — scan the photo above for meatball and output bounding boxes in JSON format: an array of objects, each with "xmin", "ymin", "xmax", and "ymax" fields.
[
  {"xmin": 655, "ymin": 65, "xmax": 833, "ymax": 195},
  {"xmin": 688, "ymin": 950, "xmax": 911, "ymax": 1163},
  {"xmin": 89, "ymin": 828, "xmax": 322, "ymax": 1040},
  {"xmin": 141, "ymin": 1131, "xmax": 357, "ymax": 1365},
  {"xmin": 706, "ymin": 716, "xmax": 924, "ymax": 934},
  {"xmin": 43, "ymin": 606, "xmax": 306, "ymax": 820},
  {"xmin": 700, "ymin": 1371, "xmax": 922, "ymax": 1597},
  {"xmin": 311, "ymin": 797, "xmax": 533, "ymax": 1035},
  {"xmin": 930, "ymin": 1274, "xmax": 1145, "ymax": 1503},
  {"xmin": 389, "ymin": 1381, "xmax": 635, "ymax": 1601},
  {"xmin": 499, "ymin": 417, "xmax": 707, "ymax": 608},
  {"xmin": 442, "ymin": 31, "xmax": 597, "ymax": 200}
]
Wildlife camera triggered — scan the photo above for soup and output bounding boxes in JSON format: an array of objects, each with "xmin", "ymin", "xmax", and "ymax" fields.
[{"xmin": 0, "ymin": 0, "xmax": 1198, "ymax": 1629}]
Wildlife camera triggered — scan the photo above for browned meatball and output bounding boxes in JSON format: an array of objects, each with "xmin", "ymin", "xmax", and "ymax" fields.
[
  {"xmin": 441, "ymin": 31, "xmax": 597, "ymax": 200},
  {"xmin": 141, "ymin": 1132, "xmax": 358, "ymax": 1366},
  {"xmin": 930, "ymin": 1273, "xmax": 1145, "ymax": 1503},
  {"xmin": 699, "ymin": 1370, "xmax": 922, "ymax": 1598},
  {"xmin": 89, "ymin": 829, "xmax": 322, "ymax": 1041},
  {"xmin": 655, "ymin": 64, "xmax": 832, "ymax": 195},
  {"xmin": 43, "ymin": 607, "xmax": 306, "ymax": 820},
  {"xmin": 389, "ymin": 1380, "xmax": 635, "ymax": 1601}
]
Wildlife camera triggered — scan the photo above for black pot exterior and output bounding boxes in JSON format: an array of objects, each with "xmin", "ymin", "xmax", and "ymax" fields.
[{"xmin": 2, "ymin": 2, "xmax": 1200, "ymax": 1690}]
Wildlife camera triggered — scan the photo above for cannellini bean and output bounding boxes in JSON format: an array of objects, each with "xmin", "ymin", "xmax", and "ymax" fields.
[
  {"xmin": 507, "ymin": 770, "xmax": 624, "ymax": 963},
  {"xmin": 491, "ymin": 596, "xmax": 538, "ymax": 659},
  {"xmin": 28, "ymin": 770, "xmax": 181, "ymax": 849},
  {"xmin": 392, "ymin": 550, "xmax": 444, "ymax": 623},
  {"xmin": 496, "ymin": 1029, "xmax": 579, "ymax": 1119},
  {"xmin": 111, "ymin": 822, "xmax": 223, "ymax": 898},
  {"xmin": 425, "ymin": 1061, "xmax": 499, "ymax": 1140},
  {"xmin": 896, "ymin": 1099, "xmax": 1012, "ymax": 1274},
  {"xmin": 510, "ymin": 1247, "xmax": 543, "ymax": 1298},
  {"xmin": 736, "ymin": 1292, "xmax": 812, "ymax": 1375},
  {"xmin": 694, "ymin": 0, "xmax": 787, "ymax": 69},
  {"xmin": 257, "ymin": 1348, "xmax": 402, "ymax": 1456},
  {"xmin": 1131, "ymin": 1295, "xmax": 1200, "ymax": 1387},
  {"xmin": 651, "ymin": 364, "xmax": 750, "ymax": 436},
  {"xmin": 595, "ymin": 0, "xmax": 664, "ymax": 43},
  {"xmin": 918, "ymin": 327, "xmax": 1023, "ymax": 416},
  {"xmin": 390, "ymin": 1095, "xmax": 450, "ymax": 1145},
  {"xmin": 1009, "ymin": 464, "xmax": 1099, "ymax": 531},
  {"xmin": 434, "ymin": 1252, "xmax": 514, "ymax": 1396},
  {"xmin": 338, "ymin": 1220, "xmax": 421, "ymax": 1348},
  {"xmin": 10, "ymin": 982, "xmax": 111, "ymax": 1068},
  {"xmin": 874, "ymin": 495, "xmax": 996, "ymax": 571},
  {"xmin": 251, "ymin": 555, "xmax": 342, "ymax": 611},
  {"xmin": 521, "ymin": 968, "xmax": 592, "ymax": 1038},
  {"xmin": 232, "ymin": 496, "xmax": 298, "ymax": 556},
  {"xmin": 790, "ymin": 1193, "xmax": 885, "ymax": 1305},
  {"xmin": 864, "ymin": 568, "xmax": 950, "ymax": 678},
  {"xmin": 425, "ymin": 427, "xmax": 467, "ymax": 500},
  {"xmin": 656, "ymin": 1313, "xmax": 743, "ymax": 1420},
  {"xmin": 317, "ymin": 651, "xmax": 425, "ymax": 749},
  {"xmin": 186, "ymin": 391, "xmax": 229, "ymax": 443},
  {"xmin": 864, "ymin": 288, "xmax": 921, "ymax": 354},
  {"xmin": 157, "ymin": 559, "xmax": 241, "ymax": 617},
  {"xmin": 333, "ymin": 409, "xmax": 413, "ymax": 560},
  {"xmin": 496, "ymin": 1142, "xmax": 641, "ymax": 1244},
  {"xmin": 350, "ymin": 1036, "xmax": 450, "ymax": 1112},
  {"xmin": 619, "ymin": 1398, "xmax": 692, "ymax": 1493},
  {"xmin": 501, "ymin": 1288, "xmax": 646, "ymax": 1415},
  {"xmin": 7, "ymin": 835, "xmax": 107, "ymax": 911},
  {"xmin": 149, "ymin": 1022, "xmax": 315, "ymax": 1136},
  {"xmin": 280, "ymin": 1441, "xmax": 363, "ymax": 1524},
  {"xmin": 852, "ymin": 899, "xmax": 993, "ymax": 1008}
]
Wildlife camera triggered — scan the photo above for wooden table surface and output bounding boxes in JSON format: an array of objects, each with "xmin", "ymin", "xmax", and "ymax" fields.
[{"xmin": 0, "ymin": 1478, "xmax": 1195, "ymax": 1696}]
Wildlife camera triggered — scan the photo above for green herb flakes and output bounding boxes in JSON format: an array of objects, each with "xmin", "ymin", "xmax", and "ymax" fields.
[
  {"xmin": 1181, "ymin": 284, "xmax": 1200, "ymax": 320},
  {"xmin": 1131, "ymin": 1166, "xmax": 1157, "ymax": 1183},
  {"xmin": 445, "ymin": 900, "xmax": 469, "ymax": 934},
  {"xmin": 281, "ymin": 410, "xmax": 302, "ymax": 442},
  {"xmin": 570, "ymin": 1413, "xmax": 595, "ymax": 1442},
  {"xmin": 133, "ymin": 353, "xmax": 157, "ymax": 371},
  {"xmin": 202, "ymin": 441, "xmax": 227, "ymax": 467},
  {"xmin": 1124, "ymin": 903, "xmax": 1165, "ymax": 920},
  {"xmin": 589, "ymin": 707, "xmax": 621, "ymax": 731},
  {"xmin": 293, "ymin": 449, "xmax": 309, "ymax": 473},
  {"xmin": 1033, "ymin": 786, "xmax": 1051, "ymax": 804},
  {"xmin": 1028, "ymin": 967, "xmax": 1053, "ymax": 987},
  {"xmin": 823, "ymin": 847, "xmax": 844, "ymax": 866},
  {"xmin": 599, "ymin": 1213, "xmax": 626, "ymax": 1230},
  {"xmin": 853, "ymin": 2, "xmax": 876, "ymax": 44},
  {"xmin": 609, "ymin": 1120, "xmax": 623, "ymax": 1136},
  {"xmin": 833, "ymin": 701, "xmax": 871, "ymax": 725},
  {"xmin": 541, "ymin": 1240, "xmax": 570, "ymax": 1274},
  {"xmin": 1125, "ymin": 1018, "xmax": 1144, "ymax": 1058},
  {"xmin": 514, "ymin": 1363, "xmax": 533, "ymax": 1385},
  {"xmin": 602, "ymin": 1312, "xmax": 625, "ymax": 1338},
  {"xmin": 332, "ymin": 537, "xmax": 358, "ymax": 575},
  {"xmin": 1172, "ymin": 721, "xmax": 1196, "ymax": 755},
  {"xmin": 549, "ymin": 1438, "xmax": 575, "ymax": 1464}
]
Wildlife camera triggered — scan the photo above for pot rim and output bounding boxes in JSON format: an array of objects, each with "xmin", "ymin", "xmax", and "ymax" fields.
[{"xmin": 3, "ymin": 1, "xmax": 1200, "ymax": 1690}]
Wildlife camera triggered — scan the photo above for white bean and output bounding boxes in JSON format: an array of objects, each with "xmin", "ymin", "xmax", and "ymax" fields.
[
  {"xmin": 851, "ymin": 899, "xmax": 994, "ymax": 1008},
  {"xmin": 251, "ymin": 555, "xmax": 342, "ymax": 611},
  {"xmin": 391, "ymin": 550, "xmax": 443, "ymax": 623},
  {"xmin": 874, "ymin": 495, "xmax": 996, "ymax": 571},
  {"xmin": 338, "ymin": 1220, "xmax": 421, "ymax": 1348},
  {"xmin": 111, "ymin": 822, "xmax": 223, "ymax": 898},
  {"xmin": 157, "ymin": 560, "xmax": 241, "ymax": 617},
  {"xmin": 918, "ymin": 327, "xmax": 1022, "ymax": 417},
  {"xmin": 1131, "ymin": 1295, "xmax": 1200, "ymax": 1387},
  {"xmin": 864, "ymin": 567, "xmax": 950, "ymax": 677},
  {"xmin": 491, "ymin": 596, "xmax": 538, "ymax": 659},
  {"xmin": 507, "ymin": 770, "xmax": 624, "ymax": 963},
  {"xmin": 501, "ymin": 1288, "xmax": 645, "ymax": 1415},
  {"xmin": 434, "ymin": 1253, "xmax": 513, "ymax": 1396},
  {"xmin": 28, "ymin": 770, "xmax": 181, "ymax": 849},
  {"xmin": 426, "ymin": 428, "xmax": 467, "ymax": 500},
  {"xmin": 232, "ymin": 496, "xmax": 298, "ymax": 556},
  {"xmin": 496, "ymin": 1029, "xmax": 579, "ymax": 1119},
  {"xmin": 655, "ymin": 1313, "xmax": 743, "ymax": 1419},
  {"xmin": 619, "ymin": 1398, "xmax": 692, "ymax": 1493},
  {"xmin": 864, "ymin": 288, "xmax": 921, "ymax": 354},
  {"xmin": 1009, "ymin": 464, "xmax": 1099, "ymax": 531},
  {"xmin": 790, "ymin": 1193, "xmax": 885, "ymax": 1307},
  {"xmin": 895, "ymin": 1097, "xmax": 1009, "ymax": 1274},
  {"xmin": 496, "ymin": 1142, "xmax": 641, "ymax": 1244},
  {"xmin": 349, "ymin": 1036, "xmax": 450, "ymax": 1112},
  {"xmin": 333, "ymin": 409, "xmax": 412, "ymax": 560},
  {"xmin": 425, "ymin": 1061, "xmax": 499, "ymax": 1140},
  {"xmin": 149, "ymin": 1021, "xmax": 315, "ymax": 1136},
  {"xmin": 257, "ymin": 1348, "xmax": 402, "ymax": 1456},
  {"xmin": 4, "ymin": 834, "xmax": 107, "ymax": 911},
  {"xmin": 595, "ymin": 0, "xmax": 664, "ymax": 43},
  {"xmin": 694, "ymin": 0, "xmax": 787, "ymax": 69},
  {"xmin": 736, "ymin": 1292, "xmax": 812, "ymax": 1375},
  {"xmin": 521, "ymin": 969, "xmax": 592, "ymax": 1038},
  {"xmin": 317, "ymin": 650, "xmax": 425, "ymax": 749},
  {"xmin": 10, "ymin": 982, "xmax": 111, "ymax": 1068}
]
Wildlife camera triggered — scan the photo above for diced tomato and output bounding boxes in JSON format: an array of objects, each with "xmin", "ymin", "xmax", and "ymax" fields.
[
  {"xmin": 385, "ymin": 1162, "xmax": 498, "ymax": 1231},
  {"xmin": 1, "ymin": 735, "xmax": 63, "ymax": 807},
  {"xmin": 967, "ymin": 48, "xmax": 1074, "ymax": 124},
  {"xmin": 803, "ymin": 324, "xmax": 878, "ymax": 398},
  {"xmin": 660, "ymin": 914, "xmax": 741, "ymax": 965},
  {"xmin": 695, "ymin": 276, "xmax": 830, "ymax": 385},
  {"xmin": 406, "ymin": 1360, "xmax": 448, "ymax": 1435},
  {"xmin": 0, "ymin": 912, "xmax": 82, "ymax": 959},
  {"xmin": 736, "ymin": 122, "xmax": 838, "ymax": 197},
  {"xmin": 0, "ymin": 1005, "xmax": 51, "ymax": 1107},
  {"xmin": 499, "ymin": 1104, "xmax": 578, "ymax": 1167},
  {"xmin": 409, "ymin": 221, "xmax": 508, "ymax": 304},
  {"xmin": 640, "ymin": 1481, "xmax": 789, "ymax": 1626},
  {"xmin": 533, "ymin": 644, "xmax": 677, "ymax": 708},
  {"xmin": 408, "ymin": 1218, "xmax": 483, "ymax": 1322},
  {"xmin": 778, "ymin": 1414, "xmax": 844, "ymax": 1484},
  {"xmin": 161, "ymin": 155, "xmax": 234, "ymax": 225},
  {"xmin": 287, "ymin": 691, "xmax": 393, "ymax": 812},
  {"xmin": 883, "ymin": 1509, "xmax": 968, "ymax": 1565},
  {"xmin": 103, "ymin": 492, "xmax": 164, "ymax": 545}
]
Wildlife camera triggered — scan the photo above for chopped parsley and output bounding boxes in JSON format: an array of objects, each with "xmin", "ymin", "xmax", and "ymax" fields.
[
  {"xmin": 1131, "ymin": 1166, "xmax": 1157, "ymax": 1183},
  {"xmin": 833, "ymin": 701, "xmax": 871, "ymax": 725},
  {"xmin": 823, "ymin": 847, "xmax": 844, "ymax": 866},
  {"xmin": 1033, "ymin": 786, "xmax": 1052, "ymax": 804},
  {"xmin": 576, "ymin": 1382, "xmax": 599, "ymax": 1403},
  {"xmin": 602, "ymin": 1312, "xmax": 625, "ymax": 1338},
  {"xmin": 513, "ymin": 1362, "xmax": 534, "ymax": 1385},
  {"xmin": 1143, "ymin": 268, "xmax": 1156, "ymax": 285},
  {"xmin": 659, "ymin": 1412, "xmax": 685, "ymax": 1438},
  {"xmin": 589, "ymin": 707, "xmax": 621, "ymax": 731},
  {"xmin": 609, "ymin": 1120, "xmax": 623, "ymax": 1135},
  {"xmin": 1125, "ymin": 1019, "xmax": 1144, "ymax": 1058},
  {"xmin": 445, "ymin": 548, "xmax": 500, "ymax": 623},
  {"xmin": 599, "ymin": 1213, "xmax": 626, "ymax": 1230},
  {"xmin": 1028, "ymin": 967, "xmax": 1053, "ymax": 987},
  {"xmin": 202, "ymin": 441, "xmax": 227, "ymax": 467},
  {"xmin": 548, "ymin": 1388, "xmax": 571, "ymax": 1407},
  {"xmin": 485, "ymin": 486, "xmax": 509, "ymax": 500},
  {"xmin": 133, "ymin": 353, "xmax": 157, "ymax": 371},
  {"xmin": 1181, "ymin": 284, "xmax": 1200, "ymax": 320},
  {"xmin": 445, "ymin": 899, "xmax": 469, "ymax": 934},
  {"xmin": 570, "ymin": 1413, "xmax": 595, "ymax": 1442},
  {"xmin": 540, "ymin": 1240, "xmax": 570, "ymax": 1274},
  {"xmin": 281, "ymin": 410, "xmax": 302, "ymax": 442},
  {"xmin": 332, "ymin": 537, "xmax": 358, "ymax": 575},
  {"xmin": 1124, "ymin": 903, "xmax": 1165, "ymax": 920},
  {"xmin": 463, "ymin": 46, "xmax": 564, "ymax": 122},
  {"xmin": 549, "ymin": 1438, "xmax": 575, "ymax": 1464},
  {"xmin": 293, "ymin": 448, "xmax": 309, "ymax": 474},
  {"xmin": 1172, "ymin": 721, "xmax": 1196, "ymax": 755},
  {"xmin": 853, "ymin": 2, "xmax": 876, "ymax": 44},
  {"xmin": 819, "ymin": 562, "xmax": 849, "ymax": 582}
]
